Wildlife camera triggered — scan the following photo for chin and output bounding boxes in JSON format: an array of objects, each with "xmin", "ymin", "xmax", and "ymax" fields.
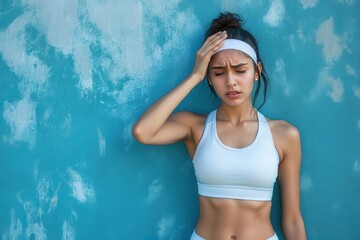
[{"xmin": 223, "ymin": 99, "xmax": 244, "ymax": 107}]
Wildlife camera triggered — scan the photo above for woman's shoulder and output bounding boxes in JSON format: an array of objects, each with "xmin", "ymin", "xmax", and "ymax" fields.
[
  {"xmin": 266, "ymin": 118, "xmax": 301, "ymax": 161},
  {"xmin": 266, "ymin": 118, "xmax": 300, "ymax": 140},
  {"xmin": 267, "ymin": 119, "xmax": 300, "ymax": 137}
]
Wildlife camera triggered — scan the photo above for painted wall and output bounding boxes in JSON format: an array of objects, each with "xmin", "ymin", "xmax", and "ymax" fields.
[{"xmin": 1, "ymin": 0, "xmax": 359, "ymax": 239}]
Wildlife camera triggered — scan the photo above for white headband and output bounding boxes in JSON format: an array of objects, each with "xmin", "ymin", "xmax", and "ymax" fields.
[{"xmin": 212, "ymin": 39, "xmax": 257, "ymax": 63}]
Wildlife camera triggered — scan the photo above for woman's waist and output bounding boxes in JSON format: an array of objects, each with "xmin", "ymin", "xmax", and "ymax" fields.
[
  {"xmin": 195, "ymin": 215, "xmax": 274, "ymax": 240},
  {"xmin": 198, "ymin": 195, "xmax": 272, "ymax": 213},
  {"xmin": 195, "ymin": 200, "xmax": 274, "ymax": 240},
  {"xmin": 198, "ymin": 196, "xmax": 271, "ymax": 224}
]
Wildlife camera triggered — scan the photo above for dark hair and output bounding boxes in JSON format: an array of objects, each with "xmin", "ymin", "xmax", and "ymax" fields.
[{"xmin": 205, "ymin": 12, "xmax": 269, "ymax": 109}]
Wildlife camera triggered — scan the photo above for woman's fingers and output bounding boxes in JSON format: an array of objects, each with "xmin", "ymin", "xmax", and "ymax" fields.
[
  {"xmin": 203, "ymin": 33, "xmax": 227, "ymax": 56},
  {"xmin": 198, "ymin": 31, "xmax": 227, "ymax": 57},
  {"xmin": 191, "ymin": 31, "xmax": 227, "ymax": 80},
  {"xmin": 199, "ymin": 31, "xmax": 226, "ymax": 52},
  {"xmin": 203, "ymin": 31, "xmax": 226, "ymax": 46}
]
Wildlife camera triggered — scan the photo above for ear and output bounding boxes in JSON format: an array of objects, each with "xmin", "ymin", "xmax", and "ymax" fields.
[
  {"xmin": 207, "ymin": 75, "xmax": 213, "ymax": 85},
  {"xmin": 255, "ymin": 61, "xmax": 263, "ymax": 80}
]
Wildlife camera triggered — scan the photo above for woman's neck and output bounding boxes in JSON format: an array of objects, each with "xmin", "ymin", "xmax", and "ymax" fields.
[{"xmin": 217, "ymin": 102, "xmax": 256, "ymax": 125}]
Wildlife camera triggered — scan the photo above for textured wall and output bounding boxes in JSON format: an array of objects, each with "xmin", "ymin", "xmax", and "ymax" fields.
[{"xmin": 1, "ymin": 0, "xmax": 359, "ymax": 239}]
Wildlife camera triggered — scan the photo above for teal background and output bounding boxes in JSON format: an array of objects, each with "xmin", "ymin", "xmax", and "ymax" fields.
[{"xmin": 1, "ymin": 0, "xmax": 359, "ymax": 239}]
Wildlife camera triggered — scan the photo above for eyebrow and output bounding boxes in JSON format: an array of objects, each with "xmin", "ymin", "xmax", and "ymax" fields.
[{"xmin": 211, "ymin": 63, "xmax": 248, "ymax": 70}]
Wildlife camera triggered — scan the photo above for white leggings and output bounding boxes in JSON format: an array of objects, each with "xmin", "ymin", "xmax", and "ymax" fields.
[{"xmin": 190, "ymin": 230, "xmax": 279, "ymax": 240}]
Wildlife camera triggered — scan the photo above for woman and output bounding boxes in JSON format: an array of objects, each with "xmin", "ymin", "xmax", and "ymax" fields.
[{"xmin": 132, "ymin": 12, "xmax": 306, "ymax": 240}]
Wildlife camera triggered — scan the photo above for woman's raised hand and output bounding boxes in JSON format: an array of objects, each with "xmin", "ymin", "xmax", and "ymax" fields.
[
  {"xmin": 132, "ymin": 32, "xmax": 227, "ymax": 145},
  {"xmin": 191, "ymin": 31, "xmax": 227, "ymax": 81}
]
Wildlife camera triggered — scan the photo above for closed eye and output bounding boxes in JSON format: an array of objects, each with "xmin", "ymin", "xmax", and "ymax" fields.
[{"xmin": 214, "ymin": 72, "xmax": 224, "ymax": 76}]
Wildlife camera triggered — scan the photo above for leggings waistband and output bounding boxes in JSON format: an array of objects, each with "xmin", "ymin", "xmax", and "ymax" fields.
[
  {"xmin": 190, "ymin": 230, "xmax": 205, "ymax": 240},
  {"xmin": 190, "ymin": 230, "xmax": 279, "ymax": 240}
]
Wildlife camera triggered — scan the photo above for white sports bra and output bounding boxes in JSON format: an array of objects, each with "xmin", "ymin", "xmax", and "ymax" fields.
[{"xmin": 192, "ymin": 109, "xmax": 279, "ymax": 201}]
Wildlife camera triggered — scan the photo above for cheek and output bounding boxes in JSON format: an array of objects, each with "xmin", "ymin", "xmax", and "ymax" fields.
[
  {"xmin": 243, "ymin": 70, "xmax": 257, "ymax": 83},
  {"xmin": 236, "ymin": 72, "xmax": 255, "ymax": 85},
  {"xmin": 210, "ymin": 79, "xmax": 225, "ymax": 94},
  {"xmin": 210, "ymin": 75, "xmax": 225, "ymax": 85}
]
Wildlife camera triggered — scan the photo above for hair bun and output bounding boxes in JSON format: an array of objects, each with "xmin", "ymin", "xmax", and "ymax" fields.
[{"xmin": 206, "ymin": 12, "xmax": 243, "ymax": 37}]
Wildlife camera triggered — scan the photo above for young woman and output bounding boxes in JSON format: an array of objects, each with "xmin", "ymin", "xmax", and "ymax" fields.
[{"xmin": 132, "ymin": 12, "xmax": 306, "ymax": 240}]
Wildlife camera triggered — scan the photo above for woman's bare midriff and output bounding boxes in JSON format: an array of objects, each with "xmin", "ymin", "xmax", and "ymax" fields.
[{"xmin": 195, "ymin": 195, "xmax": 275, "ymax": 240}]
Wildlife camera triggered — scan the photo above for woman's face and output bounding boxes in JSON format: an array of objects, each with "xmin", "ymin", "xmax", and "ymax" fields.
[{"xmin": 208, "ymin": 50, "xmax": 259, "ymax": 107}]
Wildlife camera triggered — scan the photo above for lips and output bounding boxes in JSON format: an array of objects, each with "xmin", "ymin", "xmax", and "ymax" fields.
[
  {"xmin": 226, "ymin": 91, "xmax": 240, "ymax": 95},
  {"xmin": 226, "ymin": 91, "xmax": 241, "ymax": 99}
]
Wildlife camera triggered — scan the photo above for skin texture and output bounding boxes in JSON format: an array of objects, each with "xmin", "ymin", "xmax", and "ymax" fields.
[{"xmin": 132, "ymin": 31, "xmax": 306, "ymax": 239}]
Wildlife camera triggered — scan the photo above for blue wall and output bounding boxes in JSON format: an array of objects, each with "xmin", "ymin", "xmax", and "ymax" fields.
[{"xmin": 1, "ymin": 0, "xmax": 359, "ymax": 239}]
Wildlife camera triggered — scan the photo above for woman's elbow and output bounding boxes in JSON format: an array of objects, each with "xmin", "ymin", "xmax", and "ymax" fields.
[
  {"xmin": 282, "ymin": 214, "xmax": 306, "ymax": 239},
  {"xmin": 132, "ymin": 124, "xmax": 152, "ymax": 144}
]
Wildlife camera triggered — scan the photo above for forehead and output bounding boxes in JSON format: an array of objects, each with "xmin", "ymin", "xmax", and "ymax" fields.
[{"xmin": 209, "ymin": 49, "xmax": 252, "ymax": 66}]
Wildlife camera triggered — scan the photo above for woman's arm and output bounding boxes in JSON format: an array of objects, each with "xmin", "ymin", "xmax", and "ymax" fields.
[
  {"xmin": 132, "ymin": 31, "xmax": 227, "ymax": 145},
  {"xmin": 132, "ymin": 74, "xmax": 201, "ymax": 144},
  {"xmin": 275, "ymin": 121, "xmax": 307, "ymax": 240}
]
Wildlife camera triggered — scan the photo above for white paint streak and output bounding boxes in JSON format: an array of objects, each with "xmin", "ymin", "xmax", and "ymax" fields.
[
  {"xmin": 34, "ymin": 164, "xmax": 61, "ymax": 213},
  {"xmin": 41, "ymin": 109, "xmax": 50, "ymax": 123},
  {"xmin": 300, "ymin": 174, "xmax": 313, "ymax": 191},
  {"xmin": 310, "ymin": 67, "xmax": 344, "ymax": 102},
  {"xmin": 337, "ymin": 0, "xmax": 357, "ymax": 5},
  {"xmin": 354, "ymin": 160, "xmax": 360, "ymax": 172},
  {"xmin": 353, "ymin": 85, "xmax": 360, "ymax": 98},
  {"xmin": 315, "ymin": 17, "xmax": 344, "ymax": 64},
  {"xmin": 263, "ymin": 0, "xmax": 285, "ymax": 27},
  {"xmin": 297, "ymin": 25, "xmax": 305, "ymax": 41},
  {"xmin": 87, "ymin": 0, "xmax": 147, "ymax": 80},
  {"xmin": 61, "ymin": 114, "xmax": 73, "ymax": 137},
  {"xmin": 288, "ymin": 35, "xmax": 296, "ymax": 52},
  {"xmin": 273, "ymin": 58, "xmax": 291, "ymax": 96},
  {"xmin": 157, "ymin": 216, "xmax": 175, "ymax": 239},
  {"xmin": 68, "ymin": 168, "xmax": 95, "ymax": 204},
  {"xmin": 219, "ymin": 0, "xmax": 261, "ymax": 11},
  {"xmin": 346, "ymin": 64, "xmax": 358, "ymax": 79},
  {"xmin": 73, "ymin": 39, "xmax": 94, "ymax": 94},
  {"xmin": 97, "ymin": 128, "xmax": 106, "ymax": 157},
  {"xmin": 19, "ymin": 0, "xmax": 94, "ymax": 95},
  {"xmin": 145, "ymin": 179, "xmax": 163, "ymax": 204},
  {"xmin": 296, "ymin": 25, "xmax": 312, "ymax": 43},
  {"xmin": 0, "ymin": 12, "xmax": 49, "ymax": 97},
  {"xmin": 299, "ymin": 0, "xmax": 319, "ymax": 9},
  {"xmin": 123, "ymin": 123, "xmax": 134, "ymax": 152},
  {"xmin": 62, "ymin": 221, "xmax": 76, "ymax": 240},
  {"xmin": 47, "ymin": 183, "xmax": 61, "ymax": 214},
  {"xmin": 326, "ymin": 76, "xmax": 344, "ymax": 102},
  {"xmin": 17, "ymin": 195, "xmax": 47, "ymax": 240},
  {"xmin": 21, "ymin": 0, "xmax": 78, "ymax": 55},
  {"xmin": 2, "ymin": 209, "xmax": 23, "ymax": 240},
  {"xmin": 3, "ymin": 98, "xmax": 37, "ymax": 148},
  {"xmin": 48, "ymin": 194, "xmax": 59, "ymax": 214},
  {"xmin": 37, "ymin": 178, "xmax": 51, "ymax": 206},
  {"xmin": 85, "ymin": 0, "xmax": 201, "ymax": 108},
  {"xmin": 14, "ymin": 0, "xmax": 94, "ymax": 96}
]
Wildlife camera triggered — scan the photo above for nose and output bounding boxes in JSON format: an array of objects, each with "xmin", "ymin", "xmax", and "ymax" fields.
[{"xmin": 226, "ymin": 72, "xmax": 237, "ymax": 87}]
